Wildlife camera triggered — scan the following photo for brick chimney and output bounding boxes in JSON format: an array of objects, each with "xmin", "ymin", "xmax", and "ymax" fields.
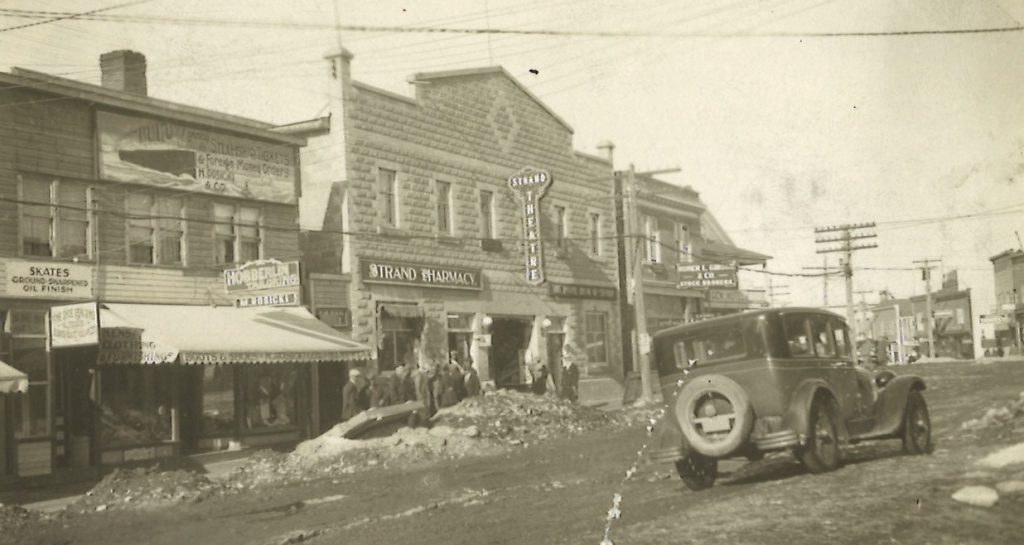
[{"xmin": 100, "ymin": 50, "xmax": 147, "ymax": 95}]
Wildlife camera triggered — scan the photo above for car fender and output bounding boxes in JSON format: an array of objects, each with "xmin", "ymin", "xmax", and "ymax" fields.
[
  {"xmin": 871, "ymin": 375, "xmax": 926, "ymax": 436},
  {"xmin": 784, "ymin": 379, "xmax": 847, "ymax": 445},
  {"xmin": 647, "ymin": 412, "xmax": 691, "ymax": 464}
]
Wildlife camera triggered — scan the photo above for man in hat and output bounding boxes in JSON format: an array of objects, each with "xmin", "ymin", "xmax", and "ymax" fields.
[{"xmin": 341, "ymin": 367, "xmax": 370, "ymax": 421}]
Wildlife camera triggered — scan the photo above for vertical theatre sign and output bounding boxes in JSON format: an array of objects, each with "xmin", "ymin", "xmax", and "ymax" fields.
[{"xmin": 508, "ymin": 167, "xmax": 552, "ymax": 285}]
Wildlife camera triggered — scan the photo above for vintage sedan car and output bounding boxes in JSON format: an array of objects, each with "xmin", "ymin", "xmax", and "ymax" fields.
[{"xmin": 648, "ymin": 308, "xmax": 933, "ymax": 490}]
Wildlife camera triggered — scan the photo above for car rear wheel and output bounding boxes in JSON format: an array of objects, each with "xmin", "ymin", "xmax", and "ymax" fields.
[
  {"xmin": 901, "ymin": 390, "xmax": 934, "ymax": 455},
  {"xmin": 798, "ymin": 395, "xmax": 841, "ymax": 474},
  {"xmin": 675, "ymin": 453, "xmax": 718, "ymax": 491}
]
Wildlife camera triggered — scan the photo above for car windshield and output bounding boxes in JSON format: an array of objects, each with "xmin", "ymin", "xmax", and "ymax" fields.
[{"xmin": 656, "ymin": 317, "xmax": 768, "ymax": 376}]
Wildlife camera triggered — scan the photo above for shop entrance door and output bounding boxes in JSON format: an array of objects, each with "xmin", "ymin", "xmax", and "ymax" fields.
[{"xmin": 490, "ymin": 318, "xmax": 532, "ymax": 389}]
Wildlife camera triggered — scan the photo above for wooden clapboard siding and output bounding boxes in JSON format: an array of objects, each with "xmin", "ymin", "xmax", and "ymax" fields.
[
  {"xmin": 95, "ymin": 183, "xmax": 128, "ymax": 264},
  {"xmin": 96, "ymin": 264, "xmax": 230, "ymax": 305},
  {"xmin": 309, "ymin": 273, "xmax": 350, "ymax": 308},
  {"xmin": 263, "ymin": 203, "xmax": 300, "ymax": 261},
  {"xmin": 17, "ymin": 440, "xmax": 52, "ymax": 477}
]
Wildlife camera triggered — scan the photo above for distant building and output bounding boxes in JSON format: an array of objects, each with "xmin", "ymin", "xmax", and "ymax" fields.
[
  {"xmin": 868, "ymin": 276, "xmax": 974, "ymax": 361},
  {"xmin": 987, "ymin": 249, "xmax": 1024, "ymax": 355}
]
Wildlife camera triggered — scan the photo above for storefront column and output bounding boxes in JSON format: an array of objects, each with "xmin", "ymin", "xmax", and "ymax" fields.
[{"xmin": 471, "ymin": 313, "xmax": 492, "ymax": 383}]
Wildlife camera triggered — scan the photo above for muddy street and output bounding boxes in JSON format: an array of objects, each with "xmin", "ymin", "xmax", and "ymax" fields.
[{"xmin": 6, "ymin": 360, "xmax": 1024, "ymax": 545}]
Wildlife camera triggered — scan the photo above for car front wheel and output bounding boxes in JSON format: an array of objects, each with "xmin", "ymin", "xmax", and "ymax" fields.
[
  {"xmin": 675, "ymin": 452, "xmax": 718, "ymax": 491},
  {"xmin": 901, "ymin": 390, "xmax": 934, "ymax": 455},
  {"xmin": 798, "ymin": 395, "xmax": 841, "ymax": 474}
]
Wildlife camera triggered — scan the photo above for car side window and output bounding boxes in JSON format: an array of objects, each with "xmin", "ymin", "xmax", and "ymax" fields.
[
  {"xmin": 830, "ymin": 319, "xmax": 852, "ymax": 358},
  {"xmin": 782, "ymin": 314, "xmax": 813, "ymax": 357},
  {"xmin": 810, "ymin": 316, "xmax": 836, "ymax": 357}
]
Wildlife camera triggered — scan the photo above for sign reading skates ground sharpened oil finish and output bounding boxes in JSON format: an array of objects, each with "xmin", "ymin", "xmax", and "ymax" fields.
[
  {"xmin": 360, "ymin": 259, "xmax": 482, "ymax": 291},
  {"xmin": 677, "ymin": 262, "xmax": 738, "ymax": 289},
  {"xmin": 507, "ymin": 167, "xmax": 552, "ymax": 285}
]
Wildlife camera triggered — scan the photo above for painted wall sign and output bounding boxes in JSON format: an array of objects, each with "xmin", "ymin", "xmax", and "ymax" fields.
[
  {"xmin": 235, "ymin": 292, "xmax": 298, "ymax": 308},
  {"xmin": 50, "ymin": 302, "xmax": 99, "ymax": 348},
  {"xmin": 360, "ymin": 259, "xmax": 483, "ymax": 291},
  {"xmin": 224, "ymin": 260, "xmax": 300, "ymax": 292},
  {"xmin": 677, "ymin": 262, "xmax": 738, "ymax": 289},
  {"xmin": 507, "ymin": 167, "xmax": 552, "ymax": 286},
  {"xmin": 97, "ymin": 111, "xmax": 297, "ymax": 203},
  {"xmin": 98, "ymin": 327, "xmax": 179, "ymax": 365},
  {"xmin": 5, "ymin": 262, "xmax": 93, "ymax": 300},
  {"xmin": 316, "ymin": 307, "xmax": 352, "ymax": 329},
  {"xmin": 549, "ymin": 282, "xmax": 617, "ymax": 300}
]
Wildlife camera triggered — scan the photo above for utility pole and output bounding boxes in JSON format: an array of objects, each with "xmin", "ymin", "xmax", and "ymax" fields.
[
  {"xmin": 854, "ymin": 289, "xmax": 873, "ymax": 340},
  {"xmin": 802, "ymin": 257, "xmax": 842, "ymax": 308},
  {"xmin": 815, "ymin": 223, "xmax": 878, "ymax": 363},
  {"xmin": 766, "ymin": 276, "xmax": 790, "ymax": 307},
  {"xmin": 623, "ymin": 164, "xmax": 680, "ymax": 404},
  {"xmin": 913, "ymin": 258, "xmax": 940, "ymax": 358}
]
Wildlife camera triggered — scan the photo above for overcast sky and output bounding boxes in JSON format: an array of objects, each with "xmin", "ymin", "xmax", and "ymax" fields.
[{"xmin": 2, "ymin": 0, "xmax": 1022, "ymax": 314}]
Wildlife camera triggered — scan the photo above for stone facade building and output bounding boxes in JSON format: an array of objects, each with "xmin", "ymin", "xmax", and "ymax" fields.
[{"xmin": 281, "ymin": 50, "xmax": 624, "ymax": 404}]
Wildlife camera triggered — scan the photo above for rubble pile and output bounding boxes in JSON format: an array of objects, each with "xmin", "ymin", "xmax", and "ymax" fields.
[
  {"xmin": 960, "ymin": 391, "xmax": 1024, "ymax": 438},
  {"xmin": 68, "ymin": 466, "xmax": 227, "ymax": 513},
  {"xmin": 0, "ymin": 503, "xmax": 45, "ymax": 529}
]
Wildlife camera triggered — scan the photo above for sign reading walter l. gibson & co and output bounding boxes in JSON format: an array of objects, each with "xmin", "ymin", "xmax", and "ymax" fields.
[
  {"xmin": 360, "ymin": 259, "xmax": 482, "ymax": 291},
  {"xmin": 508, "ymin": 167, "xmax": 552, "ymax": 286},
  {"xmin": 677, "ymin": 262, "xmax": 738, "ymax": 289}
]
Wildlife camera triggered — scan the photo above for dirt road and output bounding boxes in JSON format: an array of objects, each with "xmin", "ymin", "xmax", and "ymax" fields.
[{"xmin": 6, "ymin": 360, "xmax": 1024, "ymax": 545}]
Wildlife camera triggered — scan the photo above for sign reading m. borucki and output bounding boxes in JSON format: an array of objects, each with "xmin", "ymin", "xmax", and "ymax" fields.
[{"xmin": 360, "ymin": 259, "xmax": 482, "ymax": 291}]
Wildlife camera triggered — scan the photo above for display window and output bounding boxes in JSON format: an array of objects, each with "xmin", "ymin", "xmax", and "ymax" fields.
[
  {"xmin": 2, "ymin": 309, "xmax": 51, "ymax": 438},
  {"xmin": 201, "ymin": 367, "xmax": 235, "ymax": 436},
  {"xmin": 243, "ymin": 366, "xmax": 297, "ymax": 431},
  {"xmin": 99, "ymin": 367, "xmax": 174, "ymax": 447},
  {"xmin": 584, "ymin": 311, "xmax": 609, "ymax": 367},
  {"xmin": 379, "ymin": 316, "xmax": 417, "ymax": 371}
]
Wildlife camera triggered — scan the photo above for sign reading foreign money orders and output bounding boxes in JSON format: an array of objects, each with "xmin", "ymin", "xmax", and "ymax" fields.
[{"xmin": 508, "ymin": 167, "xmax": 552, "ymax": 285}]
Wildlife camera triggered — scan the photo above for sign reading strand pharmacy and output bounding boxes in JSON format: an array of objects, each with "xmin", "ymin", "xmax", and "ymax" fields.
[
  {"xmin": 50, "ymin": 302, "xmax": 99, "ymax": 348},
  {"xmin": 97, "ymin": 111, "xmax": 297, "ymax": 204},
  {"xmin": 677, "ymin": 262, "xmax": 738, "ymax": 289},
  {"xmin": 507, "ymin": 167, "xmax": 552, "ymax": 286},
  {"xmin": 5, "ymin": 262, "xmax": 93, "ymax": 300},
  {"xmin": 549, "ymin": 282, "xmax": 617, "ymax": 300},
  {"xmin": 224, "ymin": 260, "xmax": 300, "ymax": 292},
  {"xmin": 360, "ymin": 259, "xmax": 482, "ymax": 291}
]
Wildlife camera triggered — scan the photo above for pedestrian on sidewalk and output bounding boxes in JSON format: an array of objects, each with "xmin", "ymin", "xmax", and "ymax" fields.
[
  {"xmin": 463, "ymin": 358, "xmax": 482, "ymax": 398},
  {"xmin": 341, "ymin": 368, "xmax": 370, "ymax": 421},
  {"xmin": 558, "ymin": 344, "xmax": 581, "ymax": 403}
]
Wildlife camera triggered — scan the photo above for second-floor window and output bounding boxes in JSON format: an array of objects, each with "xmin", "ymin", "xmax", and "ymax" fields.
[
  {"xmin": 589, "ymin": 212, "xmax": 601, "ymax": 255},
  {"xmin": 644, "ymin": 216, "xmax": 661, "ymax": 264},
  {"xmin": 480, "ymin": 190, "xmax": 494, "ymax": 239},
  {"xmin": 553, "ymin": 205, "xmax": 567, "ymax": 249},
  {"xmin": 20, "ymin": 177, "xmax": 90, "ymax": 259},
  {"xmin": 378, "ymin": 168, "xmax": 398, "ymax": 227},
  {"xmin": 127, "ymin": 193, "xmax": 185, "ymax": 265},
  {"xmin": 676, "ymin": 223, "xmax": 691, "ymax": 263},
  {"xmin": 214, "ymin": 203, "xmax": 261, "ymax": 265},
  {"xmin": 436, "ymin": 180, "xmax": 452, "ymax": 235}
]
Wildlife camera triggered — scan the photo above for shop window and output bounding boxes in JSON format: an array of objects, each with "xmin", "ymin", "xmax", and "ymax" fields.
[
  {"xmin": 201, "ymin": 367, "xmax": 235, "ymax": 436},
  {"xmin": 2, "ymin": 309, "xmax": 51, "ymax": 438},
  {"xmin": 128, "ymin": 193, "xmax": 185, "ymax": 265},
  {"xmin": 584, "ymin": 312, "xmax": 609, "ymax": 365},
  {"xmin": 479, "ymin": 190, "xmax": 494, "ymax": 239},
  {"xmin": 19, "ymin": 177, "xmax": 91, "ymax": 259},
  {"xmin": 379, "ymin": 316, "xmax": 417, "ymax": 372},
  {"xmin": 589, "ymin": 212, "xmax": 601, "ymax": 256},
  {"xmin": 447, "ymin": 313, "xmax": 474, "ymax": 366},
  {"xmin": 644, "ymin": 216, "xmax": 661, "ymax": 264},
  {"xmin": 676, "ymin": 223, "xmax": 691, "ymax": 263},
  {"xmin": 99, "ymin": 367, "xmax": 174, "ymax": 447},
  {"xmin": 243, "ymin": 366, "xmax": 297, "ymax": 431},
  {"xmin": 378, "ymin": 168, "xmax": 398, "ymax": 227},
  {"xmin": 213, "ymin": 203, "xmax": 262, "ymax": 265},
  {"xmin": 436, "ymin": 180, "xmax": 452, "ymax": 235}
]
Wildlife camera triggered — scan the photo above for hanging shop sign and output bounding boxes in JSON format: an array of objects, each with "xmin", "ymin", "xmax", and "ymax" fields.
[
  {"xmin": 4, "ymin": 261, "xmax": 93, "ymax": 300},
  {"xmin": 316, "ymin": 307, "xmax": 352, "ymax": 329},
  {"xmin": 677, "ymin": 262, "xmax": 738, "ymax": 289},
  {"xmin": 360, "ymin": 259, "xmax": 482, "ymax": 291},
  {"xmin": 224, "ymin": 260, "xmax": 300, "ymax": 292},
  {"xmin": 549, "ymin": 282, "xmax": 617, "ymax": 300},
  {"xmin": 97, "ymin": 111, "xmax": 297, "ymax": 204},
  {"xmin": 705, "ymin": 288, "xmax": 750, "ymax": 309},
  {"xmin": 507, "ymin": 167, "xmax": 552, "ymax": 286},
  {"xmin": 50, "ymin": 302, "xmax": 99, "ymax": 348},
  {"xmin": 979, "ymin": 314, "xmax": 1010, "ymax": 326},
  {"xmin": 235, "ymin": 292, "xmax": 298, "ymax": 308}
]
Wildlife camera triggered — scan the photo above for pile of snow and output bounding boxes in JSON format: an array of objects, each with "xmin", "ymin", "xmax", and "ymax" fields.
[
  {"xmin": 960, "ymin": 391, "xmax": 1024, "ymax": 434},
  {"xmin": 976, "ymin": 442, "xmax": 1024, "ymax": 470},
  {"xmin": 68, "ymin": 466, "xmax": 227, "ymax": 514},
  {"xmin": 0, "ymin": 503, "xmax": 46, "ymax": 529},
  {"xmin": 951, "ymin": 485, "xmax": 999, "ymax": 507}
]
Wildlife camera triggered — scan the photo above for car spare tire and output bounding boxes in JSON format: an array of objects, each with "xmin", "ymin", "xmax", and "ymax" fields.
[{"xmin": 675, "ymin": 374, "xmax": 754, "ymax": 457}]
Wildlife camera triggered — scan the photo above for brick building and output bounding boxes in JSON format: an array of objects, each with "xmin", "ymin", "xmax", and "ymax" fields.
[
  {"xmin": 280, "ymin": 50, "xmax": 624, "ymax": 405},
  {"xmin": 988, "ymin": 249, "xmax": 1024, "ymax": 354},
  {"xmin": 0, "ymin": 51, "xmax": 368, "ymax": 484}
]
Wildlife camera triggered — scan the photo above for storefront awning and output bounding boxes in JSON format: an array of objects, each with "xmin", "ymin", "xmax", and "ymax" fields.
[
  {"xmin": 380, "ymin": 303, "xmax": 424, "ymax": 319},
  {"xmin": 697, "ymin": 241, "xmax": 771, "ymax": 266},
  {"xmin": 97, "ymin": 304, "xmax": 373, "ymax": 365},
  {"xmin": 0, "ymin": 360, "xmax": 28, "ymax": 394}
]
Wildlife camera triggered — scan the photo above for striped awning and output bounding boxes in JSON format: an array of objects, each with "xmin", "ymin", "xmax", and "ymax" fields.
[
  {"xmin": 97, "ymin": 303, "xmax": 373, "ymax": 365},
  {"xmin": 0, "ymin": 360, "xmax": 28, "ymax": 394}
]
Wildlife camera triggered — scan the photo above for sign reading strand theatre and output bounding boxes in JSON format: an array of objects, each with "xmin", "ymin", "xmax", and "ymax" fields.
[
  {"xmin": 508, "ymin": 167, "xmax": 552, "ymax": 286},
  {"xmin": 360, "ymin": 259, "xmax": 482, "ymax": 291},
  {"xmin": 678, "ymin": 262, "xmax": 738, "ymax": 289}
]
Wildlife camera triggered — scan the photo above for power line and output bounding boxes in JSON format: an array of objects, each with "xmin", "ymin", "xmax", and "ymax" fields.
[{"xmin": 0, "ymin": 1, "xmax": 153, "ymax": 33}]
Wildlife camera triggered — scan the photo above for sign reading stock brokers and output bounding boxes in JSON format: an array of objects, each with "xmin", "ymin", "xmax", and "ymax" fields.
[
  {"xmin": 508, "ymin": 167, "xmax": 552, "ymax": 285},
  {"xmin": 677, "ymin": 262, "xmax": 738, "ymax": 289},
  {"xmin": 360, "ymin": 259, "xmax": 482, "ymax": 291}
]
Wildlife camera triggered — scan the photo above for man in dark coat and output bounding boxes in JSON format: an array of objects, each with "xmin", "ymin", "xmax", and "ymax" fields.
[
  {"xmin": 463, "ymin": 362, "xmax": 481, "ymax": 397},
  {"xmin": 558, "ymin": 345, "xmax": 581, "ymax": 403},
  {"xmin": 340, "ymin": 368, "xmax": 370, "ymax": 421},
  {"xmin": 390, "ymin": 364, "xmax": 416, "ymax": 403}
]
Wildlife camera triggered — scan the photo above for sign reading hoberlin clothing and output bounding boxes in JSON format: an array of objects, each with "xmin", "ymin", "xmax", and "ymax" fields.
[
  {"xmin": 5, "ymin": 262, "xmax": 93, "ymax": 299},
  {"xmin": 507, "ymin": 167, "xmax": 552, "ymax": 285},
  {"xmin": 224, "ymin": 260, "xmax": 300, "ymax": 292},
  {"xmin": 677, "ymin": 262, "xmax": 738, "ymax": 289},
  {"xmin": 97, "ymin": 111, "xmax": 297, "ymax": 204},
  {"xmin": 50, "ymin": 302, "xmax": 99, "ymax": 348},
  {"xmin": 549, "ymin": 282, "xmax": 617, "ymax": 300},
  {"xmin": 360, "ymin": 259, "xmax": 482, "ymax": 291}
]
